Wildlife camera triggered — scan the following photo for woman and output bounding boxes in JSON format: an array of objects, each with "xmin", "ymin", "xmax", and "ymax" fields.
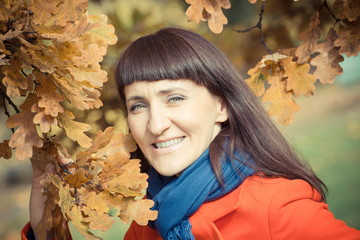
[{"xmin": 23, "ymin": 28, "xmax": 360, "ymax": 239}]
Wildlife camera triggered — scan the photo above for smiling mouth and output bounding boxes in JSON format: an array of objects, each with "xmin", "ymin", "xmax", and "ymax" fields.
[{"xmin": 153, "ymin": 137, "xmax": 185, "ymax": 149}]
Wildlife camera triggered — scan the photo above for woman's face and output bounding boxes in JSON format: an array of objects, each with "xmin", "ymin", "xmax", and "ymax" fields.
[{"xmin": 124, "ymin": 79, "xmax": 228, "ymax": 176}]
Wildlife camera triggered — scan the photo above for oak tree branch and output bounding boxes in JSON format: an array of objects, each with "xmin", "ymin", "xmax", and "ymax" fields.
[{"xmin": 234, "ymin": 1, "xmax": 272, "ymax": 54}]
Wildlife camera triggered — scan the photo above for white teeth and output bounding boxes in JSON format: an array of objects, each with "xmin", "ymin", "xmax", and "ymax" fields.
[{"xmin": 155, "ymin": 137, "xmax": 184, "ymax": 149}]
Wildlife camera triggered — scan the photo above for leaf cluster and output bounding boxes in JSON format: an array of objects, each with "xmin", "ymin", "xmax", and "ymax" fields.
[
  {"xmin": 186, "ymin": 0, "xmax": 360, "ymax": 124},
  {"xmin": 1, "ymin": 0, "xmax": 157, "ymax": 239},
  {"xmin": 37, "ymin": 128, "xmax": 157, "ymax": 239}
]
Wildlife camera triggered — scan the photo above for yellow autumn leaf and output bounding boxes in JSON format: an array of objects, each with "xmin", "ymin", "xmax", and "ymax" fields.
[
  {"xmin": 122, "ymin": 199, "xmax": 158, "ymax": 226},
  {"xmin": 79, "ymin": 191, "xmax": 111, "ymax": 214},
  {"xmin": 35, "ymin": 72, "xmax": 65, "ymax": 117},
  {"xmin": 85, "ymin": 14, "xmax": 118, "ymax": 47},
  {"xmin": 84, "ymin": 210, "xmax": 115, "ymax": 232},
  {"xmin": 185, "ymin": 0, "xmax": 230, "ymax": 34},
  {"xmin": 67, "ymin": 206, "xmax": 101, "ymax": 240},
  {"xmin": 86, "ymin": 127, "xmax": 115, "ymax": 154},
  {"xmin": 246, "ymin": 62, "xmax": 267, "ymax": 97},
  {"xmin": 281, "ymin": 57, "xmax": 316, "ymax": 97},
  {"xmin": 58, "ymin": 111, "xmax": 92, "ymax": 148},
  {"xmin": 185, "ymin": 0, "xmax": 203, "ymax": 23},
  {"xmin": 262, "ymin": 75, "xmax": 300, "ymax": 125},
  {"xmin": 6, "ymin": 94, "xmax": 43, "ymax": 160}
]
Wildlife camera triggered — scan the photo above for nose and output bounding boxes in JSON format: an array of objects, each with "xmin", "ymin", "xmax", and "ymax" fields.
[{"xmin": 147, "ymin": 107, "xmax": 171, "ymax": 136}]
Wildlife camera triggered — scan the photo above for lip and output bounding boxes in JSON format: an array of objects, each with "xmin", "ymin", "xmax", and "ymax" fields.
[{"xmin": 151, "ymin": 136, "xmax": 185, "ymax": 154}]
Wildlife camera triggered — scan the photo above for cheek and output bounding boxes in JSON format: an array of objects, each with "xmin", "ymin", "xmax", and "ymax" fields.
[{"xmin": 127, "ymin": 118, "xmax": 143, "ymax": 142}]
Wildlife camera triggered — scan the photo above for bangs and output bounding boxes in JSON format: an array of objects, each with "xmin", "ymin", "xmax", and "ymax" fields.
[{"xmin": 116, "ymin": 29, "xmax": 212, "ymax": 91}]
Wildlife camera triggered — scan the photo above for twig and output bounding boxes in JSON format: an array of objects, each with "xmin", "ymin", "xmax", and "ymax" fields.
[
  {"xmin": 319, "ymin": 0, "xmax": 341, "ymax": 25},
  {"xmin": 234, "ymin": 2, "xmax": 272, "ymax": 54},
  {"xmin": 0, "ymin": 87, "xmax": 20, "ymax": 113},
  {"xmin": 0, "ymin": 88, "xmax": 16, "ymax": 133}
]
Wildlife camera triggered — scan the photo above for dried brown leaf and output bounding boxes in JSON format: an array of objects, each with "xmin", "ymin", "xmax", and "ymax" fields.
[
  {"xmin": 295, "ymin": 11, "xmax": 320, "ymax": 64},
  {"xmin": 334, "ymin": 19, "xmax": 360, "ymax": 57},
  {"xmin": 311, "ymin": 28, "xmax": 344, "ymax": 84},
  {"xmin": 333, "ymin": 0, "xmax": 360, "ymax": 22},
  {"xmin": 0, "ymin": 140, "xmax": 12, "ymax": 159}
]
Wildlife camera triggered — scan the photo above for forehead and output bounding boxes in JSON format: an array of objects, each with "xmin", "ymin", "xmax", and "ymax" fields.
[{"xmin": 124, "ymin": 79, "xmax": 202, "ymax": 97}]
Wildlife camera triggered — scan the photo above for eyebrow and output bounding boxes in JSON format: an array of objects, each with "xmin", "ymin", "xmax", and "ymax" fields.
[{"xmin": 126, "ymin": 87, "xmax": 188, "ymax": 103}]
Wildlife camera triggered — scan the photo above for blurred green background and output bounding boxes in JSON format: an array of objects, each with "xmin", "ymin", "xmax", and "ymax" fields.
[{"xmin": 0, "ymin": 0, "xmax": 359, "ymax": 239}]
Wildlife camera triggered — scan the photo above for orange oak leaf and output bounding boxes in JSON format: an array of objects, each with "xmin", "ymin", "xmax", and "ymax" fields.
[
  {"xmin": 83, "ymin": 210, "xmax": 115, "ymax": 232},
  {"xmin": 185, "ymin": 0, "xmax": 231, "ymax": 34},
  {"xmin": 295, "ymin": 11, "xmax": 320, "ymax": 64},
  {"xmin": 69, "ymin": 66, "xmax": 108, "ymax": 88},
  {"xmin": 1, "ymin": 59, "xmax": 33, "ymax": 97},
  {"xmin": 84, "ymin": 14, "xmax": 118, "ymax": 47},
  {"xmin": 55, "ymin": 0, "xmax": 88, "ymax": 27},
  {"xmin": 75, "ymin": 127, "xmax": 117, "ymax": 167},
  {"xmin": 262, "ymin": 74, "xmax": 300, "ymax": 125},
  {"xmin": 86, "ymin": 127, "xmax": 115, "ymax": 154},
  {"xmin": 34, "ymin": 16, "xmax": 89, "ymax": 42},
  {"xmin": 334, "ymin": 19, "xmax": 360, "ymax": 57},
  {"xmin": 79, "ymin": 191, "xmax": 113, "ymax": 214},
  {"xmin": 73, "ymin": 43, "xmax": 107, "ymax": 69},
  {"xmin": 100, "ymin": 159, "xmax": 148, "ymax": 196},
  {"xmin": 281, "ymin": 57, "xmax": 316, "ymax": 97},
  {"xmin": 67, "ymin": 206, "xmax": 100, "ymax": 240},
  {"xmin": 0, "ymin": 140, "xmax": 12, "ymax": 159},
  {"xmin": 51, "ymin": 72, "xmax": 93, "ymax": 110},
  {"xmin": 32, "ymin": 104, "xmax": 58, "ymax": 133},
  {"xmin": 58, "ymin": 111, "xmax": 92, "ymax": 148},
  {"xmin": 185, "ymin": 0, "xmax": 204, "ymax": 23},
  {"xmin": 333, "ymin": 0, "xmax": 360, "ymax": 22},
  {"xmin": 91, "ymin": 131, "xmax": 137, "ymax": 160},
  {"xmin": 310, "ymin": 28, "xmax": 344, "ymax": 84},
  {"xmin": 35, "ymin": 72, "xmax": 65, "ymax": 117},
  {"xmin": 122, "ymin": 199, "xmax": 158, "ymax": 226},
  {"xmin": 64, "ymin": 168, "xmax": 92, "ymax": 188},
  {"xmin": 246, "ymin": 62, "xmax": 267, "ymax": 97},
  {"xmin": 30, "ymin": 0, "xmax": 60, "ymax": 26},
  {"xmin": 6, "ymin": 93, "xmax": 43, "ymax": 160},
  {"xmin": 246, "ymin": 53, "xmax": 288, "ymax": 97}
]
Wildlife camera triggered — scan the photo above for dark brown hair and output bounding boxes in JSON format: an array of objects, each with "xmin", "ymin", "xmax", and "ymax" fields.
[{"xmin": 115, "ymin": 27, "xmax": 327, "ymax": 200}]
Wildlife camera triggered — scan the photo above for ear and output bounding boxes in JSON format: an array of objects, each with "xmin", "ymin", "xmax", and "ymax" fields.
[{"xmin": 215, "ymin": 98, "xmax": 229, "ymax": 123}]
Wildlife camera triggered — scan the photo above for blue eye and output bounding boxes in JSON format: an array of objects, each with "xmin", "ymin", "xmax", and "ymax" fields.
[
  {"xmin": 129, "ymin": 103, "xmax": 147, "ymax": 112},
  {"xmin": 168, "ymin": 95, "xmax": 184, "ymax": 103}
]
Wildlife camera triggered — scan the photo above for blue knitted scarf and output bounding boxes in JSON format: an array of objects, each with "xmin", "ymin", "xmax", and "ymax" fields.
[{"xmin": 147, "ymin": 148, "xmax": 255, "ymax": 239}]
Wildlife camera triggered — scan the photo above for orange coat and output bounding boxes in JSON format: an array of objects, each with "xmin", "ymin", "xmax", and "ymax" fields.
[{"xmin": 125, "ymin": 176, "xmax": 360, "ymax": 240}]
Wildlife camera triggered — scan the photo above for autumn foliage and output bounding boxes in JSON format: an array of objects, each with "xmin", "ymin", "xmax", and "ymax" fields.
[
  {"xmin": 0, "ymin": 0, "xmax": 360, "ymax": 239},
  {"xmin": 185, "ymin": 0, "xmax": 359, "ymax": 125},
  {"xmin": 0, "ymin": 0, "xmax": 156, "ymax": 239}
]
